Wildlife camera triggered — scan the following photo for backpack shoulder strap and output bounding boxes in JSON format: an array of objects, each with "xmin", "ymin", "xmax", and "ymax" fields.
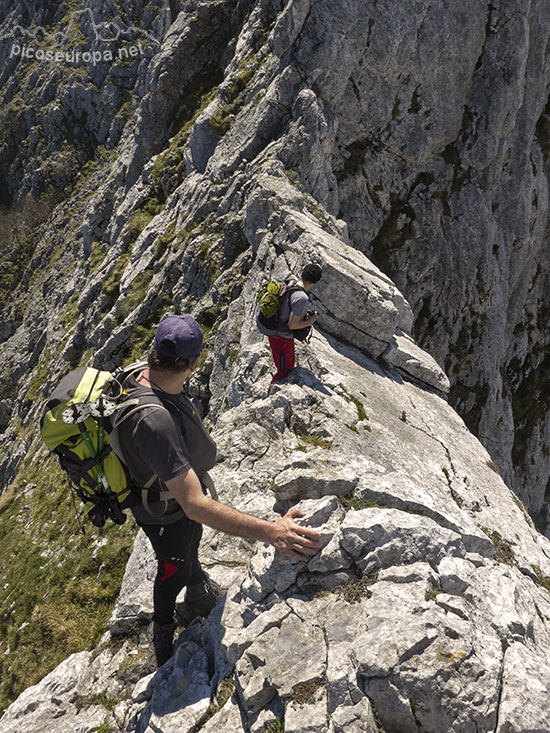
[
  {"xmin": 281, "ymin": 281, "xmax": 305, "ymax": 304},
  {"xmin": 284, "ymin": 279, "xmax": 305, "ymax": 294},
  {"xmin": 109, "ymin": 389, "xmax": 187, "ymax": 499}
]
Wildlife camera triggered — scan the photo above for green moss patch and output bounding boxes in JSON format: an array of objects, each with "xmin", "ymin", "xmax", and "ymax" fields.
[
  {"xmin": 480, "ymin": 526, "xmax": 516, "ymax": 566},
  {"xmin": 333, "ymin": 573, "xmax": 378, "ymax": 604},
  {"xmin": 296, "ymin": 434, "xmax": 333, "ymax": 451},
  {"xmin": 210, "ymin": 60, "xmax": 258, "ymax": 136},
  {"xmin": 118, "ymin": 268, "xmax": 155, "ymax": 321},
  {"xmin": 0, "ymin": 455, "xmax": 137, "ymax": 714},
  {"xmin": 289, "ymin": 676, "xmax": 325, "ymax": 706},
  {"xmin": 531, "ymin": 566, "xmax": 550, "ymax": 594},
  {"xmin": 101, "ymin": 253, "xmax": 131, "ymax": 313}
]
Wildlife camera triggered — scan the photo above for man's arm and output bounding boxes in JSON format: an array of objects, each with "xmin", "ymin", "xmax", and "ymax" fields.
[
  {"xmin": 288, "ymin": 311, "xmax": 319, "ymax": 330},
  {"xmin": 165, "ymin": 468, "xmax": 321, "ymax": 561}
]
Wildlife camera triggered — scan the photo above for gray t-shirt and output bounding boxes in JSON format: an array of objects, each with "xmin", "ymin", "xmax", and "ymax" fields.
[
  {"xmin": 277, "ymin": 281, "xmax": 310, "ymax": 338},
  {"xmin": 117, "ymin": 376, "xmax": 217, "ymax": 525}
]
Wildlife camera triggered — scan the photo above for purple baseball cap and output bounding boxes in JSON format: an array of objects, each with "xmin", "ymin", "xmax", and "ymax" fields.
[{"xmin": 153, "ymin": 315, "xmax": 203, "ymax": 360}]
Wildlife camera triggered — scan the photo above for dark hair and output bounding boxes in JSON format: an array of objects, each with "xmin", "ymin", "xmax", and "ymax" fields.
[
  {"xmin": 301, "ymin": 263, "xmax": 322, "ymax": 284},
  {"xmin": 148, "ymin": 346, "xmax": 196, "ymax": 373}
]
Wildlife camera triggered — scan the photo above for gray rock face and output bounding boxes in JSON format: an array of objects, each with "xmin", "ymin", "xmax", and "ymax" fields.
[
  {"xmin": 4, "ymin": 332, "xmax": 550, "ymax": 732},
  {"xmin": 2, "ymin": 0, "xmax": 550, "ymax": 731},
  {"xmin": 3, "ymin": 0, "xmax": 547, "ymax": 526},
  {"xmin": 303, "ymin": 0, "xmax": 550, "ymax": 527}
]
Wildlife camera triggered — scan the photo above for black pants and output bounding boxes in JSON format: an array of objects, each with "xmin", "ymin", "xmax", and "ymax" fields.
[{"xmin": 139, "ymin": 514, "xmax": 205, "ymax": 625}]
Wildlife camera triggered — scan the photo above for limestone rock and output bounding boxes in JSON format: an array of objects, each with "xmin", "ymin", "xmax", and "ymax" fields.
[
  {"xmin": 497, "ymin": 642, "xmax": 550, "ymax": 733},
  {"xmin": 3, "ymin": 0, "xmax": 550, "ymax": 732},
  {"xmin": 109, "ymin": 530, "xmax": 156, "ymax": 634},
  {"xmin": 382, "ymin": 328, "xmax": 450, "ymax": 394}
]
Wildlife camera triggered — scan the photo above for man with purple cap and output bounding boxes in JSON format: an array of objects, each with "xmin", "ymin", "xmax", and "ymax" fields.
[{"xmin": 117, "ymin": 315, "xmax": 321, "ymax": 667}]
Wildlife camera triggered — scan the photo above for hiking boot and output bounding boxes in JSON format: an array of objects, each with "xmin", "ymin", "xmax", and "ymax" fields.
[
  {"xmin": 152, "ymin": 620, "xmax": 176, "ymax": 667},
  {"xmin": 176, "ymin": 574, "xmax": 222, "ymax": 626}
]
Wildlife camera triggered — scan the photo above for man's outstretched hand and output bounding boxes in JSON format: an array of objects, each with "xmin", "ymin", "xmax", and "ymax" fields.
[{"xmin": 269, "ymin": 507, "xmax": 322, "ymax": 561}]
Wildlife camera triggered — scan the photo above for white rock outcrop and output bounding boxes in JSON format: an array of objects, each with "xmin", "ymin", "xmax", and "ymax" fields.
[
  {"xmin": 4, "ymin": 329, "xmax": 550, "ymax": 732},
  {"xmin": 2, "ymin": 0, "xmax": 550, "ymax": 731}
]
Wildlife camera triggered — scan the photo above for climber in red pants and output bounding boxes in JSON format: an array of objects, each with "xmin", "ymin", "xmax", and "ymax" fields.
[
  {"xmin": 261, "ymin": 263, "xmax": 322, "ymax": 384},
  {"xmin": 268, "ymin": 333, "xmax": 296, "ymax": 383}
]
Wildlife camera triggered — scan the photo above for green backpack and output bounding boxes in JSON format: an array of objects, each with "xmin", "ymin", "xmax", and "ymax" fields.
[
  {"xmin": 41, "ymin": 361, "xmax": 168, "ymax": 527},
  {"xmin": 256, "ymin": 279, "xmax": 313, "ymax": 342}
]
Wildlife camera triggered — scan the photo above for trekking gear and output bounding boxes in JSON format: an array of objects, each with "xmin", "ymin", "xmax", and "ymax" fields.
[
  {"xmin": 256, "ymin": 279, "xmax": 312, "ymax": 342},
  {"xmin": 176, "ymin": 572, "xmax": 222, "ymax": 626},
  {"xmin": 292, "ymin": 311, "xmax": 316, "ymax": 343},
  {"xmin": 257, "ymin": 280, "xmax": 286, "ymax": 328},
  {"xmin": 40, "ymin": 361, "xmax": 175, "ymax": 528},
  {"xmin": 152, "ymin": 620, "xmax": 177, "ymax": 666}
]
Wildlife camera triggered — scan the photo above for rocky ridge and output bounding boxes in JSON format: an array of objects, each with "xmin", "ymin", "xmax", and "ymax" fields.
[
  {"xmin": 3, "ymin": 331, "xmax": 550, "ymax": 732},
  {"xmin": 2, "ymin": 0, "xmax": 550, "ymax": 527},
  {"xmin": 1, "ymin": 0, "xmax": 550, "ymax": 730}
]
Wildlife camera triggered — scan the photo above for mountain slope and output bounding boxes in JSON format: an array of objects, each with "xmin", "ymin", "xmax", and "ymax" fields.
[{"xmin": 1, "ymin": 0, "xmax": 550, "ymax": 730}]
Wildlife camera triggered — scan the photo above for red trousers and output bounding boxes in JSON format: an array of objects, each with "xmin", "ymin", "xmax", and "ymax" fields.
[{"xmin": 268, "ymin": 335, "xmax": 295, "ymax": 383}]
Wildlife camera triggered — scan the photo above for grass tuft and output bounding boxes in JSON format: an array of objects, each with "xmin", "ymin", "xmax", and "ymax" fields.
[{"xmin": 0, "ymin": 456, "xmax": 137, "ymax": 714}]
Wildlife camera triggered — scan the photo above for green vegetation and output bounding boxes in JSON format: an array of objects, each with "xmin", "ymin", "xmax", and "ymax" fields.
[
  {"xmin": 151, "ymin": 69, "xmax": 223, "ymax": 202},
  {"xmin": 193, "ymin": 302, "xmax": 224, "ymax": 376},
  {"xmin": 283, "ymin": 168, "xmax": 306, "ymax": 192},
  {"xmin": 75, "ymin": 692, "xmax": 122, "ymax": 712},
  {"xmin": 0, "ymin": 455, "xmax": 137, "ymax": 714},
  {"xmin": 531, "ymin": 566, "xmax": 550, "ymax": 594},
  {"xmin": 0, "ymin": 190, "xmax": 62, "ymax": 309},
  {"xmin": 115, "ymin": 295, "xmax": 172, "ymax": 366},
  {"xmin": 339, "ymin": 385, "xmax": 367, "ymax": 421},
  {"xmin": 332, "ymin": 573, "xmax": 378, "ymax": 604},
  {"xmin": 296, "ymin": 434, "xmax": 333, "ymax": 452},
  {"xmin": 512, "ymin": 494, "xmax": 532, "ymax": 525},
  {"xmin": 197, "ymin": 236, "xmax": 219, "ymax": 274},
  {"xmin": 126, "ymin": 200, "xmax": 162, "ymax": 242},
  {"xmin": 101, "ymin": 253, "xmax": 131, "ymax": 314},
  {"xmin": 62, "ymin": 292, "xmax": 80, "ymax": 329},
  {"xmin": 23, "ymin": 347, "xmax": 54, "ymax": 407},
  {"xmin": 210, "ymin": 62, "xmax": 257, "ymax": 135},
  {"xmin": 118, "ymin": 268, "xmax": 155, "ymax": 322},
  {"xmin": 480, "ymin": 526, "xmax": 516, "ymax": 566},
  {"xmin": 264, "ymin": 719, "xmax": 284, "ymax": 733},
  {"xmin": 450, "ymin": 489, "xmax": 464, "ymax": 509},
  {"xmin": 154, "ymin": 221, "xmax": 178, "ymax": 257},
  {"xmin": 152, "ymin": 211, "xmax": 222, "ymax": 268},
  {"xmin": 61, "ymin": 0, "xmax": 86, "ymax": 46},
  {"xmin": 192, "ymin": 676, "xmax": 235, "ymax": 731},
  {"xmin": 340, "ymin": 385, "xmax": 370, "ymax": 433},
  {"xmin": 102, "ymin": 253, "xmax": 131, "ymax": 298},
  {"xmin": 425, "ymin": 583, "xmax": 443, "ymax": 602},
  {"xmin": 289, "ymin": 676, "xmax": 325, "ymax": 706}
]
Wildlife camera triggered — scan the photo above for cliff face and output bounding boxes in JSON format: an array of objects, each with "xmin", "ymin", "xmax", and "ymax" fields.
[
  {"xmin": 324, "ymin": 0, "xmax": 550, "ymax": 531},
  {"xmin": 2, "ymin": 0, "xmax": 550, "ymax": 730},
  {"xmin": 2, "ymin": 0, "xmax": 550, "ymax": 528},
  {"xmin": 3, "ymin": 334, "xmax": 550, "ymax": 732}
]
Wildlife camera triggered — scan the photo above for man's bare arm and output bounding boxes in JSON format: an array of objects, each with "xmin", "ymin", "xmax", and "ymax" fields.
[
  {"xmin": 165, "ymin": 469, "xmax": 321, "ymax": 561},
  {"xmin": 288, "ymin": 312, "xmax": 319, "ymax": 330}
]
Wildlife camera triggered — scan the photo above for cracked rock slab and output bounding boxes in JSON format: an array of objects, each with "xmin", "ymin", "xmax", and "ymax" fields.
[
  {"xmin": 340, "ymin": 507, "xmax": 466, "ymax": 573},
  {"xmin": 496, "ymin": 642, "xmax": 550, "ymax": 733}
]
